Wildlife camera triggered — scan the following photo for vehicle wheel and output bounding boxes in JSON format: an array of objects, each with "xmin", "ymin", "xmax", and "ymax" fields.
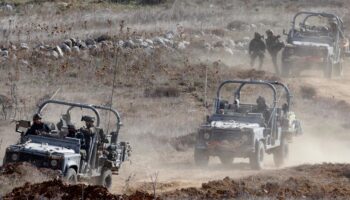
[
  {"xmin": 333, "ymin": 62, "xmax": 343, "ymax": 77},
  {"xmin": 219, "ymin": 154, "xmax": 234, "ymax": 166},
  {"xmin": 273, "ymin": 137, "xmax": 289, "ymax": 168},
  {"xmin": 194, "ymin": 148, "xmax": 209, "ymax": 167},
  {"xmin": 64, "ymin": 168, "xmax": 77, "ymax": 184},
  {"xmin": 249, "ymin": 141, "xmax": 265, "ymax": 170},
  {"xmin": 99, "ymin": 169, "xmax": 112, "ymax": 189}
]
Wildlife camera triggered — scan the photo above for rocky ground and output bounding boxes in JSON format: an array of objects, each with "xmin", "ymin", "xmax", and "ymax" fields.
[{"xmin": 1, "ymin": 0, "xmax": 350, "ymax": 200}]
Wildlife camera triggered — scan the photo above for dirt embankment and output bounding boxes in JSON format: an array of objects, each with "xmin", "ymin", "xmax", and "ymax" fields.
[
  {"xmin": 3, "ymin": 163, "xmax": 350, "ymax": 200},
  {"xmin": 0, "ymin": 162, "xmax": 61, "ymax": 197}
]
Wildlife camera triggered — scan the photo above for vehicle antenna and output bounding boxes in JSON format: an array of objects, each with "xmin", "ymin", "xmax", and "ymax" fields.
[{"xmin": 106, "ymin": 49, "xmax": 119, "ymax": 133}]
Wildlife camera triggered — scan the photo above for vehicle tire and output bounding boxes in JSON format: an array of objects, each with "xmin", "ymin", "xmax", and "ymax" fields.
[
  {"xmin": 64, "ymin": 168, "xmax": 77, "ymax": 184},
  {"xmin": 249, "ymin": 141, "xmax": 265, "ymax": 170},
  {"xmin": 99, "ymin": 169, "xmax": 112, "ymax": 189},
  {"xmin": 273, "ymin": 137, "xmax": 289, "ymax": 168},
  {"xmin": 219, "ymin": 154, "xmax": 234, "ymax": 166},
  {"xmin": 333, "ymin": 62, "xmax": 343, "ymax": 77},
  {"xmin": 194, "ymin": 148, "xmax": 209, "ymax": 167}
]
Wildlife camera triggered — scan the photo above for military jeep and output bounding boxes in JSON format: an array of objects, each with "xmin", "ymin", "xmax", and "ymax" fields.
[
  {"xmin": 282, "ymin": 12, "xmax": 349, "ymax": 78},
  {"xmin": 194, "ymin": 80, "xmax": 302, "ymax": 169},
  {"xmin": 2, "ymin": 100, "xmax": 131, "ymax": 189}
]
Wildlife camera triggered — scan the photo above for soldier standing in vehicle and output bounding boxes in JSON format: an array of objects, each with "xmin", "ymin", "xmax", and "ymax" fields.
[
  {"xmin": 78, "ymin": 116, "xmax": 96, "ymax": 154},
  {"xmin": 265, "ymin": 29, "xmax": 285, "ymax": 74},
  {"xmin": 249, "ymin": 32, "xmax": 266, "ymax": 70},
  {"xmin": 25, "ymin": 113, "xmax": 51, "ymax": 135}
]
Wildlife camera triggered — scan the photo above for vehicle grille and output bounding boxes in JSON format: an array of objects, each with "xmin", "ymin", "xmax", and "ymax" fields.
[{"xmin": 19, "ymin": 152, "xmax": 49, "ymax": 167}]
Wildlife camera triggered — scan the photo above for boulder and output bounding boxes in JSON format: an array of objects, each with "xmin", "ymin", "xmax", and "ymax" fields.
[{"xmin": 53, "ymin": 46, "xmax": 64, "ymax": 57}]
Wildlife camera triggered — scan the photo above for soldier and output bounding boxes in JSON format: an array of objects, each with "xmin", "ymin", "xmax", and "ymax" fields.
[
  {"xmin": 253, "ymin": 96, "xmax": 271, "ymax": 125},
  {"xmin": 77, "ymin": 115, "xmax": 96, "ymax": 154},
  {"xmin": 25, "ymin": 113, "xmax": 51, "ymax": 136},
  {"xmin": 265, "ymin": 29, "xmax": 285, "ymax": 74},
  {"xmin": 249, "ymin": 32, "xmax": 266, "ymax": 70}
]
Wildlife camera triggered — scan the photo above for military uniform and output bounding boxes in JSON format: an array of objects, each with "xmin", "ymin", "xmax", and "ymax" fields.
[
  {"xmin": 265, "ymin": 30, "xmax": 285, "ymax": 74},
  {"xmin": 25, "ymin": 113, "xmax": 51, "ymax": 136},
  {"xmin": 249, "ymin": 32, "xmax": 266, "ymax": 69}
]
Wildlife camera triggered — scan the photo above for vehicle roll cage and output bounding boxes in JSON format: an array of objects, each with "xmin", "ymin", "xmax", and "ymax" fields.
[
  {"xmin": 215, "ymin": 80, "xmax": 292, "ymax": 112},
  {"xmin": 291, "ymin": 12, "xmax": 344, "ymax": 38},
  {"xmin": 37, "ymin": 100, "xmax": 122, "ymax": 144}
]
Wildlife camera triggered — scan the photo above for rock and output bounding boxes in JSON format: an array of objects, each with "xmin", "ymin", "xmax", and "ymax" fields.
[
  {"xmin": 20, "ymin": 43, "xmax": 29, "ymax": 50},
  {"xmin": 72, "ymin": 46, "xmax": 80, "ymax": 54},
  {"xmin": 95, "ymin": 34, "xmax": 111, "ymax": 43},
  {"xmin": 19, "ymin": 59, "xmax": 29, "ymax": 66},
  {"xmin": 101, "ymin": 41, "xmax": 112, "ymax": 49},
  {"xmin": 162, "ymin": 38, "xmax": 173, "ymax": 46},
  {"xmin": 227, "ymin": 20, "xmax": 249, "ymax": 31},
  {"xmin": 251, "ymin": 24, "xmax": 257, "ymax": 29},
  {"xmin": 228, "ymin": 39, "xmax": 235, "ymax": 48},
  {"xmin": 165, "ymin": 31, "xmax": 174, "ymax": 39},
  {"xmin": 53, "ymin": 46, "xmax": 64, "ymax": 57},
  {"xmin": 124, "ymin": 40, "xmax": 136, "ymax": 48},
  {"xmin": 134, "ymin": 38, "xmax": 143, "ymax": 44},
  {"xmin": 77, "ymin": 40, "xmax": 87, "ymax": 50},
  {"xmin": 140, "ymin": 41, "xmax": 149, "ymax": 48},
  {"xmin": 145, "ymin": 39, "xmax": 154, "ymax": 45},
  {"xmin": 0, "ymin": 50, "xmax": 8, "ymax": 57},
  {"xmin": 60, "ymin": 43, "xmax": 71, "ymax": 53},
  {"xmin": 213, "ymin": 41, "xmax": 225, "ymax": 48},
  {"xmin": 177, "ymin": 41, "xmax": 190, "ymax": 50},
  {"xmin": 51, "ymin": 51, "xmax": 59, "ymax": 59},
  {"xmin": 243, "ymin": 37, "xmax": 250, "ymax": 41},
  {"xmin": 70, "ymin": 38, "xmax": 77, "ymax": 46},
  {"xmin": 224, "ymin": 47, "xmax": 234, "ymax": 55},
  {"xmin": 204, "ymin": 42, "xmax": 211, "ymax": 51},
  {"xmin": 117, "ymin": 40, "xmax": 125, "ymax": 47},
  {"xmin": 85, "ymin": 38, "xmax": 96, "ymax": 46},
  {"xmin": 88, "ymin": 44, "xmax": 98, "ymax": 49},
  {"xmin": 3, "ymin": 4, "xmax": 13, "ymax": 12},
  {"xmin": 153, "ymin": 37, "xmax": 166, "ymax": 46},
  {"xmin": 64, "ymin": 39, "xmax": 73, "ymax": 47}
]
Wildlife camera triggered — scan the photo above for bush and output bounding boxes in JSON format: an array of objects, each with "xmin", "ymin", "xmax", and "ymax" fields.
[{"xmin": 144, "ymin": 86, "xmax": 180, "ymax": 98}]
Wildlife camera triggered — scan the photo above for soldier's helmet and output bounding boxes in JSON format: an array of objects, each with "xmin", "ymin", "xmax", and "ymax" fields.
[
  {"xmin": 81, "ymin": 115, "xmax": 95, "ymax": 123},
  {"xmin": 256, "ymin": 96, "xmax": 266, "ymax": 106},
  {"xmin": 254, "ymin": 32, "xmax": 261, "ymax": 39},
  {"xmin": 266, "ymin": 29, "xmax": 274, "ymax": 36},
  {"xmin": 33, "ymin": 113, "xmax": 42, "ymax": 120}
]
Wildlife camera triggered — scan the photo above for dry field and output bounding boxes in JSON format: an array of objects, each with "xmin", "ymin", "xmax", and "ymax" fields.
[{"xmin": 1, "ymin": 0, "xmax": 350, "ymax": 199}]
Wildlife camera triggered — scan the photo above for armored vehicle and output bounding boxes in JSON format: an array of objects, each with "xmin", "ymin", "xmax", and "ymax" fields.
[
  {"xmin": 3, "ymin": 100, "xmax": 131, "ymax": 189},
  {"xmin": 194, "ymin": 80, "xmax": 302, "ymax": 169},
  {"xmin": 282, "ymin": 12, "xmax": 349, "ymax": 78}
]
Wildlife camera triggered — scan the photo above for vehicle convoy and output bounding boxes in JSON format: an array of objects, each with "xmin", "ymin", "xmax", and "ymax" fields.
[
  {"xmin": 2, "ymin": 100, "xmax": 131, "ymax": 189},
  {"xmin": 282, "ymin": 12, "xmax": 349, "ymax": 78},
  {"xmin": 194, "ymin": 80, "xmax": 302, "ymax": 169}
]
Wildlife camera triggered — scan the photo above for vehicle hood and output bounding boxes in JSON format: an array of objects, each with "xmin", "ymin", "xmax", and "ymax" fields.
[
  {"xmin": 292, "ymin": 41, "xmax": 333, "ymax": 54},
  {"xmin": 209, "ymin": 120, "xmax": 260, "ymax": 129},
  {"xmin": 11, "ymin": 142, "xmax": 75, "ymax": 155}
]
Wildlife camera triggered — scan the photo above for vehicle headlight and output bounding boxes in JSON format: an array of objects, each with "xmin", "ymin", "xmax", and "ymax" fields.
[
  {"xmin": 50, "ymin": 160, "xmax": 58, "ymax": 167},
  {"xmin": 11, "ymin": 153, "xmax": 19, "ymax": 161},
  {"xmin": 203, "ymin": 133, "xmax": 210, "ymax": 140}
]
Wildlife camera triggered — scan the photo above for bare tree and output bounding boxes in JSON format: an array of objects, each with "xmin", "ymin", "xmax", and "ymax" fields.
[
  {"xmin": 150, "ymin": 171, "xmax": 159, "ymax": 199},
  {"xmin": 123, "ymin": 173, "xmax": 136, "ymax": 193}
]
